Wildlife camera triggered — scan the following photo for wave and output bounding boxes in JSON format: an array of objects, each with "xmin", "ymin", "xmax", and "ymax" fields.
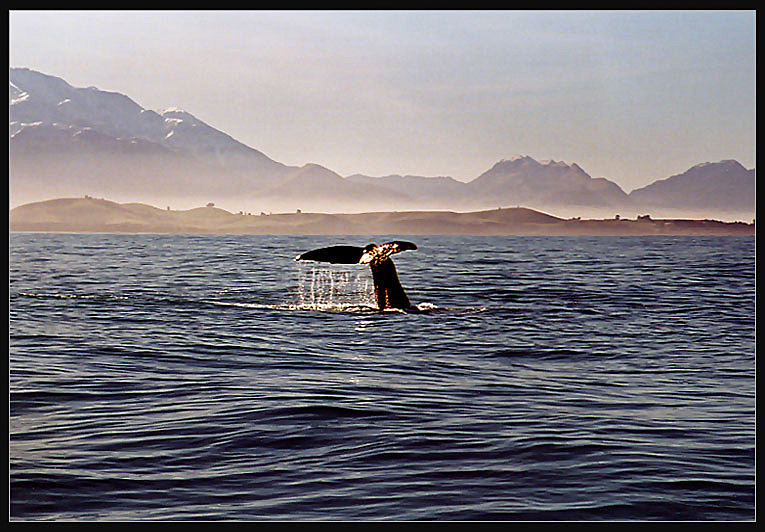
[{"xmin": 13, "ymin": 290, "xmax": 488, "ymax": 315}]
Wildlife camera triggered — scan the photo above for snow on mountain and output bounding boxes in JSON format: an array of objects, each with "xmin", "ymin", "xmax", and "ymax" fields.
[
  {"xmin": 10, "ymin": 68, "xmax": 296, "ymax": 209},
  {"xmin": 9, "ymin": 68, "xmax": 755, "ymax": 218},
  {"xmin": 9, "ymin": 67, "xmax": 289, "ymax": 182},
  {"xmin": 155, "ymin": 107, "xmax": 283, "ymax": 172},
  {"xmin": 10, "ymin": 68, "xmax": 149, "ymax": 139}
]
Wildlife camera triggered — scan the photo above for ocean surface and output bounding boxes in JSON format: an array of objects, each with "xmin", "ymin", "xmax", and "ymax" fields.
[{"xmin": 9, "ymin": 233, "xmax": 756, "ymax": 521}]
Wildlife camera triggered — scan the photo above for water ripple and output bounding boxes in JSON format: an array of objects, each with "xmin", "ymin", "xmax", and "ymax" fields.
[{"xmin": 10, "ymin": 234, "xmax": 755, "ymax": 521}]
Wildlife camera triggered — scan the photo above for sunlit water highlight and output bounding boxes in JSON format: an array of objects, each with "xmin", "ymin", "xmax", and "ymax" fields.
[{"xmin": 9, "ymin": 234, "xmax": 755, "ymax": 521}]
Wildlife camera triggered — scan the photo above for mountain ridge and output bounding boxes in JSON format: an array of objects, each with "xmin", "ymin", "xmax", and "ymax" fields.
[{"xmin": 9, "ymin": 67, "xmax": 755, "ymax": 220}]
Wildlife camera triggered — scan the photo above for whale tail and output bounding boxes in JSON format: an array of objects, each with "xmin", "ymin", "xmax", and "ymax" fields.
[{"xmin": 295, "ymin": 241, "xmax": 417, "ymax": 310}]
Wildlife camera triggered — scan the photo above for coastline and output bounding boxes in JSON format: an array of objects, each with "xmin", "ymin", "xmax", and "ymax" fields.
[{"xmin": 9, "ymin": 197, "xmax": 755, "ymax": 236}]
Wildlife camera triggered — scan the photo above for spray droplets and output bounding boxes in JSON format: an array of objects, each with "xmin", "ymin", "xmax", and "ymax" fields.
[{"xmin": 294, "ymin": 265, "xmax": 376, "ymax": 311}]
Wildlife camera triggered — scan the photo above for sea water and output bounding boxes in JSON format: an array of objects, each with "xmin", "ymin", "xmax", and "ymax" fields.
[{"xmin": 9, "ymin": 233, "xmax": 755, "ymax": 520}]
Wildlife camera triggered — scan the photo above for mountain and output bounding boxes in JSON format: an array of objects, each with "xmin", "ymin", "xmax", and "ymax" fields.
[
  {"xmin": 464, "ymin": 155, "xmax": 632, "ymax": 213},
  {"xmin": 10, "ymin": 67, "xmax": 289, "ymax": 179},
  {"xmin": 10, "ymin": 67, "xmax": 293, "ymax": 208},
  {"xmin": 346, "ymin": 173, "xmax": 470, "ymax": 209},
  {"xmin": 9, "ymin": 68, "xmax": 755, "ymax": 219},
  {"xmin": 346, "ymin": 156, "xmax": 635, "ymax": 217},
  {"xmin": 628, "ymin": 160, "xmax": 755, "ymax": 218},
  {"xmin": 260, "ymin": 163, "xmax": 411, "ymax": 213}
]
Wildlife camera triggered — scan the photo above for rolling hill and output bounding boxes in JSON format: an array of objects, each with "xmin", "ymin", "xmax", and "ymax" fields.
[{"xmin": 10, "ymin": 197, "xmax": 754, "ymax": 236}]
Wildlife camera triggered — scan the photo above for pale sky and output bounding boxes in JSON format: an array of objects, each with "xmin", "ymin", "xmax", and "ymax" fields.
[{"xmin": 9, "ymin": 10, "xmax": 756, "ymax": 191}]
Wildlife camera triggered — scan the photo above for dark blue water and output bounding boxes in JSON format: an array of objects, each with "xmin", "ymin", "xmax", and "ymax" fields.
[{"xmin": 9, "ymin": 234, "xmax": 755, "ymax": 521}]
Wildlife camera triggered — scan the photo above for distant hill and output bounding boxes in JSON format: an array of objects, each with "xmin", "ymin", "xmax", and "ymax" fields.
[
  {"xmin": 9, "ymin": 67, "xmax": 755, "ymax": 220},
  {"xmin": 345, "ymin": 158, "xmax": 633, "ymax": 213},
  {"xmin": 345, "ymin": 173, "xmax": 470, "ymax": 209},
  {"xmin": 628, "ymin": 160, "xmax": 755, "ymax": 216},
  {"xmin": 260, "ymin": 164, "xmax": 412, "ymax": 213},
  {"xmin": 465, "ymin": 155, "xmax": 632, "ymax": 210},
  {"xmin": 9, "ymin": 197, "xmax": 754, "ymax": 236}
]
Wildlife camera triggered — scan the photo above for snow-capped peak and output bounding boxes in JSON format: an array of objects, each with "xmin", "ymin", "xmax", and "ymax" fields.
[
  {"xmin": 10, "ymin": 67, "xmax": 285, "ymax": 176},
  {"xmin": 159, "ymin": 108, "xmax": 197, "ymax": 121}
]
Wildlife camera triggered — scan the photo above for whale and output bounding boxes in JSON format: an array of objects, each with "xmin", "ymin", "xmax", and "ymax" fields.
[{"xmin": 295, "ymin": 241, "xmax": 417, "ymax": 310}]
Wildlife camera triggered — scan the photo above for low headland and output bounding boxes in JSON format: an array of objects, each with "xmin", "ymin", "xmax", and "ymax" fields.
[{"xmin": 9, "ymin": 197, "xmax": 754, "ymax": 236}]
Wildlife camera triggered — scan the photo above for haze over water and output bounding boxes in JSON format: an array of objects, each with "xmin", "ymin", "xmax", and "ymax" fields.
[{"xmin": 10, "ymin": 233, "xmax": 755, "ymax": 520}]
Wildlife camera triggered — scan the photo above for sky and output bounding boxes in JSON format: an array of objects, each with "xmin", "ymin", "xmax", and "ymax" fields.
[{"xmin": 9, "ymin": 10, "xmax": 756, "ymax": 191}]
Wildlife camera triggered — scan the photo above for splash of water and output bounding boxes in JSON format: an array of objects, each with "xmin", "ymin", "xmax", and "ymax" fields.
[{"xmin": 293, "ymin": 264, "xmax": 377, "ymax": 311}]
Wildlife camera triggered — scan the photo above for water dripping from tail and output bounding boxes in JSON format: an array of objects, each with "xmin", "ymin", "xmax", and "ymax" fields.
[{"xmin": 293, "ymin": 264, "xmax": 378, "ymax": 311}]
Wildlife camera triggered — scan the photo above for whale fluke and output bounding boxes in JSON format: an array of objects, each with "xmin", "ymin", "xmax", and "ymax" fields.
[
  {"xmin": 295, "ymin": 241, "xmax": 417, "ymax": 310},
  {"xmin": 294, "ymin": 245, "xmax": 366, "ymax": 264}
]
